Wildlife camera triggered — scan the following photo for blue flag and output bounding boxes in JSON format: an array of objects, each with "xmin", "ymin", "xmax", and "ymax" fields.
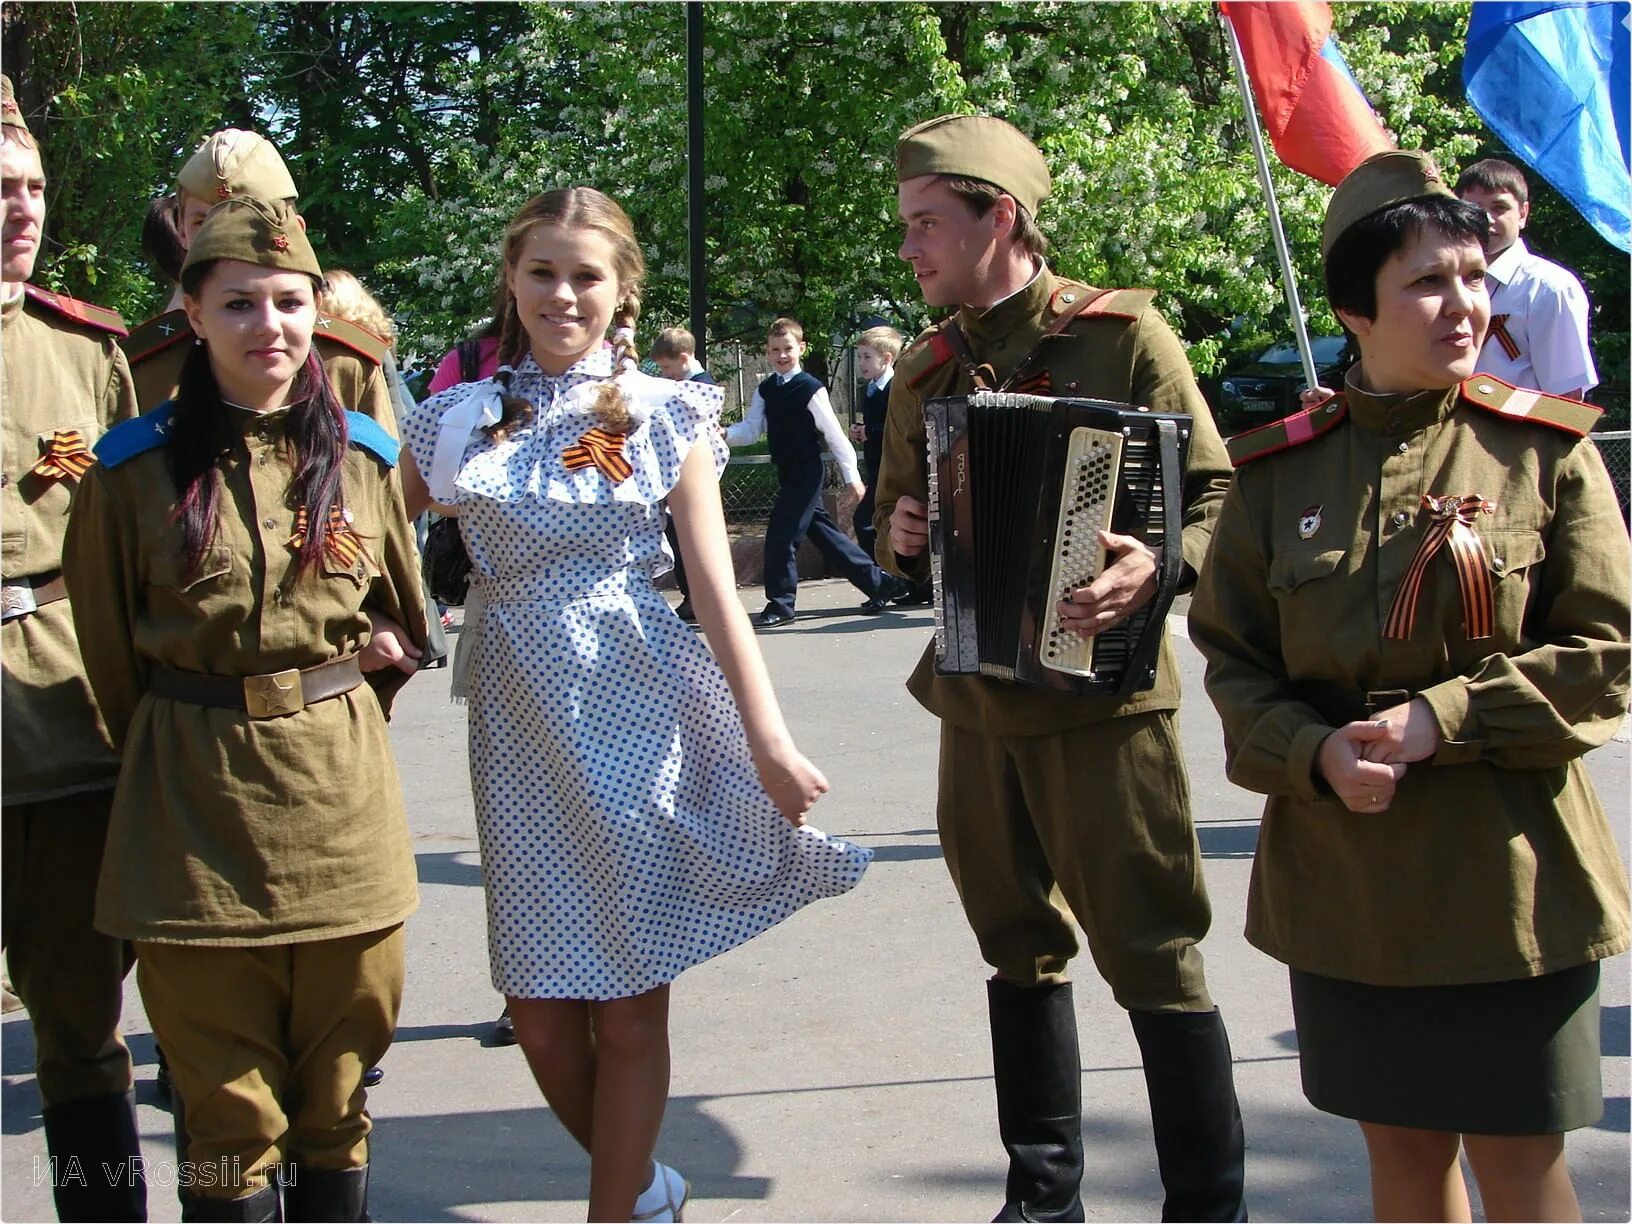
[{"xmin": 1464, "ymin": 0, "xmax": 1631, "ymax": 252}]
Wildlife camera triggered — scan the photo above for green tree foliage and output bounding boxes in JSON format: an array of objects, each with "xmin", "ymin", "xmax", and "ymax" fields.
[{"xmin": 2, "ymin": 0, "xmax": 1623, "ymax": 402}]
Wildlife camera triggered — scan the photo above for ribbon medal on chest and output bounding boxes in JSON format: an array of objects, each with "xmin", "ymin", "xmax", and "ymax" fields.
[
  {"xmin": 30, "ymin": 428, "xmax": 95, "ymax": 482},
  {"xmin": 1384, "ymin": 493, "xmax": 1497, "ymax": 641},
  {"xmin": 562, "ymin": 426, "xmax": 633, "ymax": 484},
  {"xmin": 289, "ymin": 502, "xmax": 369, "ymax": 580}
]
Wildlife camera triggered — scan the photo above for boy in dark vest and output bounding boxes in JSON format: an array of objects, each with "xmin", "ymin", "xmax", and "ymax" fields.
[
  {"xmin": 726, "ymin": 318, "xmax": 904, "ymax": 627},
  {"xmin": 652, "ymin": 326, "xmax": 716, "ymax": 622},
  {"xmin": 851, "ymin": 325, "xmax": 931, "ymax": 605}
]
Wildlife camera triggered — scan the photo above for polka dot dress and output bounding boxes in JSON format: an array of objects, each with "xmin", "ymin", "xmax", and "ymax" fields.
[{"xmin": 405, "ymin": 349, "xmax": 872, "ymax": 1000}]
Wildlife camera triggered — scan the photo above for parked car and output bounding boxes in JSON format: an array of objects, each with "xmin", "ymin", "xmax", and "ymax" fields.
[{"xmin": 1215, "ymin": 334, "xmax": 1351, "ymax": 429}]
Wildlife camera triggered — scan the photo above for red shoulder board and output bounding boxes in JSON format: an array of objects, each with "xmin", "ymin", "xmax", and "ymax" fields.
[
  {"xmin": 1060, "ymin": 286, "xmax": 1156, "ymax": 322},
  {"xmin": 312, "ymin": 313, "xmax": 387, "ymax": 366},
  {"xmin": 120, "ymin": 310, "xmax": 192, "ymax": 363},
  {"xmin": 1458, "ymin": 375, "xmax": 1600, "ymax": 438},
  {"xmin": 900, "ymin": 321, "xmax": 957, "ymax": 389},
  {"xmin": 1226, "ymin": 395, "xmax": 1349, "ymax": 467},
  {"xmin": 24, "ymin": 285, "xmax": 127, "ymax": 337}
]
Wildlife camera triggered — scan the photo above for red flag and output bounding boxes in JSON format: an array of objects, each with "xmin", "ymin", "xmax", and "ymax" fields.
[{"xmin": 1220, "ymin": 1, "xmax": 1395, "ymax": 186}]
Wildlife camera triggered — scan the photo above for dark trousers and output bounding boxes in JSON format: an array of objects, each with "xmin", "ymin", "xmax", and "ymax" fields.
[
  {"xmin": 853, "ymin": 438, "xmax": 882, "ymax": 560},
  {"xmin": 764, "ymin": 456, "xmax": 884, "ymax": 615},
  {"xmin": 663, "ymin": 514, "xmax": 690, "ymax": 599},
  {"xmin": 2, "ymin": 790, "xmax": 135, "ymax": 1106}
]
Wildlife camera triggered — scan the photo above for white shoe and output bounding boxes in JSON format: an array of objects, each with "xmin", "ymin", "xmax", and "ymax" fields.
[{"xmin": 631, "ymin": 1161, "xmax": 689, "ymax": 1222}]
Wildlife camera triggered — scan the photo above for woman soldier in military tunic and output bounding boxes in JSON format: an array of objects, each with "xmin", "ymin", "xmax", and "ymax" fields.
[
  {"xmin": 64, "ymin": 197, "xmax": 427, "ymax": 1223},
  {"xmin": 1191, "ymin": 152, "xmax": 1630, "ymax": 1221}
]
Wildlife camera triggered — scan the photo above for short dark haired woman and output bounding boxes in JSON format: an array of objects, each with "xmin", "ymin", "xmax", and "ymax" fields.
[{"xmin": 1191, "ymin": 151, "xmax": 1630, "ymax": 1222}]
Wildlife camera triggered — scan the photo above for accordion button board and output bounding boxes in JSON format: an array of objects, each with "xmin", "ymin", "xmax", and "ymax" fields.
[
  {"xmin": 1041, "ymin": 426, "xmax": 1124, "ymax": 677},
  {"xmin": 923, "ymin": 391, "xmax": 1190, "ymax": 697}
]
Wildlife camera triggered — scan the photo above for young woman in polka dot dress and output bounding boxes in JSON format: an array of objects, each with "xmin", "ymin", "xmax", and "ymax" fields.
[{"xmin": 400, "ymin": 187, "xmax": 871, "ymax": 1221}]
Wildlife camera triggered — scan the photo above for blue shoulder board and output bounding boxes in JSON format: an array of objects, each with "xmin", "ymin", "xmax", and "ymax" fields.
[
  {"xmin": 95, "ymin": 402, "xmax": 176, "ymax": 468},
  {"xmin": 345, "ymin": 411, "xmax": 399, "ymax": 467}
]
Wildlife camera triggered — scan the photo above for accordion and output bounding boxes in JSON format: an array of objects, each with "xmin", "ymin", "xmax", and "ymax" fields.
[{"xmin": 923, "ymin": 391, "xmax": 1191, "ymax": 696}]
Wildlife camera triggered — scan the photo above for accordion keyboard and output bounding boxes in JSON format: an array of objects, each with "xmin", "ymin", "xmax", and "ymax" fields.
[{"xmin": 1041, "ymin": 426, "xmax": 1124, "ymax": 677}]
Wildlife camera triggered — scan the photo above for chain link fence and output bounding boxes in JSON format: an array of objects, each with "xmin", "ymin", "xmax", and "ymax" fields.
[
  {"xmin": 1593, "ymin": 430, "xmax": 1629, "ymax": 518},
  {"xmin": 719, "ymin": 432, "xmax": 1632, "ymax": 528}
]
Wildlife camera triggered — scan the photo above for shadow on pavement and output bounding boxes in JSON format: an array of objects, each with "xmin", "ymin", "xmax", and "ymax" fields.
[
  {"xmin": 370, "ymin": 1096, "xmax": 767, "ymax": 1221},
  {"xmin": 1196, "ymin": 819, "xmax": 1260, "ymax": 858},
  {"xmin": 417, "ymin": 850, "xmax": 484, "ymax": 888}
]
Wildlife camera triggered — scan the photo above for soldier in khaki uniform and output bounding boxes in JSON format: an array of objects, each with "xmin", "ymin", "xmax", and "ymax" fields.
[
  {"xmin": 874, "ymin": 114, "xmax": 1245, "ymax": 1222},
  {"xmin": 0, "ymin": 75, "xmax": 146, "ymax": 1223},
  {"xmin": 123, "ymin": 128, "xmax": 398, "ymax": 437},
  {"xmin": 1190, "ymin": 152, "xmax": 1630, "ymax": 1222},
  {"xmin": 63, "ymin": 198, "xmax": 427, "ymax": 1223}
]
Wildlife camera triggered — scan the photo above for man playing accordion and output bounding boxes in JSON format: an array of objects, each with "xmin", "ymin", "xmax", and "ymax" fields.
[{"xmin": 874, "ymin": 113, "xmax": 1246, "ymax": 1223}]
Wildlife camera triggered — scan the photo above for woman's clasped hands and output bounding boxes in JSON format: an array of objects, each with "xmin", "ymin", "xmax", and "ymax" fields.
[{"xmin": 1318, "ymin": 697, "xmax": 1443, "ymax": 814}]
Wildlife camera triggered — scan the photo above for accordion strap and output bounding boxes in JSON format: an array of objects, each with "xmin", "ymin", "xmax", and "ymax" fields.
[
  {"xmin": 943, "ymin": 286, "xmax": 1121, "ymax": 395},
  {"xmin": 939, "ymin": 320, "xmax": 997, "ymax": 391}
]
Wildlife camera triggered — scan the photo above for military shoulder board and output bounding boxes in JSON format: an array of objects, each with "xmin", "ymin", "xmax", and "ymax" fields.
[
  {"xmin": 314, "ymin": 314, "xmax": 389, "ymax": 366},
  {"xmin": 95, "ymin": 402, "xmax": 176, "ymax": 469},
  {"xmin": 900, "ymin": 322, "xmax": 958, "ymax": 390},
  {"xmin": 24, "ymin": 285, "xmax": 127, "ymax": 337},
  {"xmin": 120, "ymin": 310, "xmax": 193, "ymax": 363},
  {"xmin": 345, "ymin": 411, "xmax": 399, "ymax": 467},
  {"xmin": 1226, "ymin": 396, "xmax": 1349, "ymax": 467},
  {"xmin": 1457, "ymin": 375, "xmax": 1601, "ymax": 438}
]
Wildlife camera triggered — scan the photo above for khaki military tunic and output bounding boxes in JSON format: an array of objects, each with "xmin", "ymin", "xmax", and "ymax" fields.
[
  {"xmin": 63, "ymin": 403, "xmax": 427, "ymax": 945},
  {"xmin": 123, "ymin": 309, "xmax": 399, "ymax": 437},
  {"xmin": 1189, "ymin": 377, "xmax": 1631, "ymax": 988},
  {"xmin": 874, "ymin": 267, "xmax": 1232, "ymax": 735},
  {"xmin": 2, "ymin": 287, "xmax": 137, "ymax": 802},
  {"xmin": 872, "ymin": 267, "xmax": 1231, "ymax": 1002}
]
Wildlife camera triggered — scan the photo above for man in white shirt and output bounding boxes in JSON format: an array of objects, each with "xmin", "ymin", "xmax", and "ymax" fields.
[
  {"xmin": 1456, "ymin": 158, "xmax": 1597, "ymax": 400},
  {"xmin": 725, "ymin": 317, "xmax": 904, "ymax": 626}
]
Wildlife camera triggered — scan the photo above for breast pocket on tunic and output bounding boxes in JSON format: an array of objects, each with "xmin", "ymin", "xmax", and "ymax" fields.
[
  {"xmin": 318, "ymin": 543, "xmax": 381, "ymax": 592},
  {"xmin": 1482, "ymin": 528, "xmax": 1546, "ymax": 642},
  {"xmin": 1267, "ymin": 548, "xmax": 1346, "ymax": 598},
  {"xmin": 148, "ymin": 543, "xmax": 235, "ymax": 593}
]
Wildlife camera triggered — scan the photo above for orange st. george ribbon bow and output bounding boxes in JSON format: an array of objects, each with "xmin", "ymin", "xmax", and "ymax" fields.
[
  {"xmin": 562, "ymin": 426, "xmax": 634, "ymax": 484},
  {"xmin": 288, "ymin": 503, "xmax": 366, "ymax": 568},
  {"xmin": 1383, "ymin": 492, "xmax": 1498, "ymax": 641},
  {"xmin": 29, "ymin": 429, "xmax": 94, "ymax": 481}
]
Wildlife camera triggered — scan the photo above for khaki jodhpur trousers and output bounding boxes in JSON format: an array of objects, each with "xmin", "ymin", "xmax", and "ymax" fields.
[
  {"xmin": 938, "ymin": 710, "xmax": 1215, "ymax": 1012},
  {"xmin": 136, "ymin": 925, "xmax": 405, "ymax": 1198},
  {"xmin": 1, "ymin": 790, "xmax": 135, "ymax": 1106}
]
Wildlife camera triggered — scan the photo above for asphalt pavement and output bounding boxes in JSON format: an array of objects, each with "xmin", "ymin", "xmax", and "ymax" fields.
[{"xmin": 3, "ymin": 579, "xmax": 1628, "ymax": 1222}]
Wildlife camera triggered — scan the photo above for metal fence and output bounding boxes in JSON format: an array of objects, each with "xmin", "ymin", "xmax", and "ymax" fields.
[
  {"xmin": 1593, "ymin": 430, "xmax": 1630, "ymax": 517},
  {"xmin": 719, "ymin": 431, "xmax": 1632, "ymax": 529},
  {"xmin": 721, "ymin": 455, "xmax": 847, "ymax": 526}
]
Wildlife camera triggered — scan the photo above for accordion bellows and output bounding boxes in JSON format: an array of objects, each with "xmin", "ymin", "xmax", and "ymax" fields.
[{"xmin": 924, "ymin": 391, "xmax": 1191, "ymax": 695}]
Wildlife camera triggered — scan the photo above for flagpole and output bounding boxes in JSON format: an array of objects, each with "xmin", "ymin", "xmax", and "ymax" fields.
[{"xmin": 1219, "ymin": 7, "xmax": 1320, "ymax": 393}]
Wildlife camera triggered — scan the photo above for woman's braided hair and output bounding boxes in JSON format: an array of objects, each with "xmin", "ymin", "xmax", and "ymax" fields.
[{"xmin": 487, "ymin": 187, "xmax": 645, "ymax": 441}]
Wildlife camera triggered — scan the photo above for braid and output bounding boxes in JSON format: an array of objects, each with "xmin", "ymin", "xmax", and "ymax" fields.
[
  {"xmin": 487, "ymin": 293, "xmax": 534, "ymax": 441},
  {"xmin": 592, "ymin": 291, "xmax": 644, "ymax": 434}
]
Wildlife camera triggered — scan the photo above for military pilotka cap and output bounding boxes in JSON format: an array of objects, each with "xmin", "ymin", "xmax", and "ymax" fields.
[
  {"xmin": 177, "ymin": 129, "xmax": 298, "ymax": 204},
  {"xmin": 1322, "ymin": 150, "xmax": 1457, "ymax": 257},
  {"xmin": 895, "ymin": 114, "xmax": 1052, "ymax": 217},
  {"xmin": 182, "ymin": 197, "xmax": 321, "ymax": 278},
  {"xmin": 1, "ymin": 75, "xmax": 29, "ymax": 138}
]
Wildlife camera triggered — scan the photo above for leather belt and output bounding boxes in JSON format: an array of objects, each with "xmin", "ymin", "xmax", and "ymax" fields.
[
  {"xmin": 1295, "ymin": 683, "xmax": 1414, "ymax": 725},
  {"xmin": 149, "ymin": 655, "xmax": 364, "ymax": 719},
  {"xmin": 1, "ymin": 571, "xmax": 68, "ymax": 622}
]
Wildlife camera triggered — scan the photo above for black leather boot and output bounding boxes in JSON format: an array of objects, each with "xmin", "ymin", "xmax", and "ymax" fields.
[
  {"xmin": 282, "ymin": 1164, "xmax": 369, "ymax": 1223},
  {"xmin": 179, "ymin": 1184, "xmax": 280, "ymax": 1222},
  {"xmin": 1129, "ymin": 1008, "xmax": 1247, "ymax": 1223},
  {"xmin": 987, "ymin": 978, "xmax": 1085, "ymax": 1223},
  {"xmin": 41, "ymin": 1090, "xmax": 148, "ymax": 1222}
]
